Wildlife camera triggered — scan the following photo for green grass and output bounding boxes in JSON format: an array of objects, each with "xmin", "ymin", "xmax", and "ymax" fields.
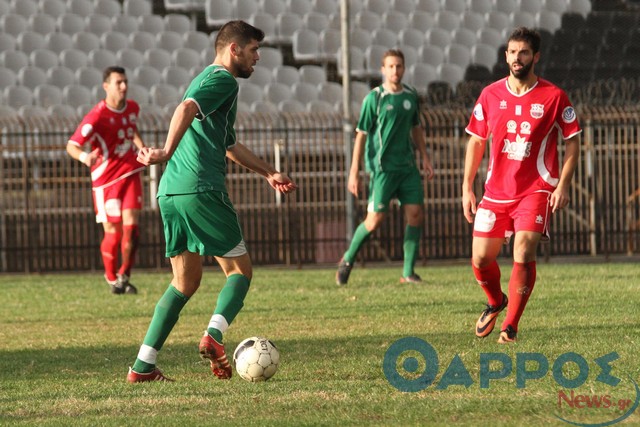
[{"xmin": 1, "ymin": 262, "xmax": 639, "ymax": 426}]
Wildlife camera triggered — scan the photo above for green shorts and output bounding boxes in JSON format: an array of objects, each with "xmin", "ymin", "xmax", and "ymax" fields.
[
  {"xmin": 367, "ymin": 168, "xmax": 424, "ymax": 213},
  {"xmin": 158, "ymin": 191, "xmax": 247, "ymax": 258}
]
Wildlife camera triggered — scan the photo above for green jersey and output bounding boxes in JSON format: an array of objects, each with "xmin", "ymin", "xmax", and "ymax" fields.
[
  {"xmin": 158, "ymin": 65, "xmax": 238, "ymax": 196},
  {"xmin": 356, "ymin": 84, "xmax": 421, "ymax": 173}
]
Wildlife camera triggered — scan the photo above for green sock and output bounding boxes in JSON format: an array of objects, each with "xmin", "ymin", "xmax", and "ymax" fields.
[
  {"xmin": 403, "ymin": 225, "xmax": 421, "ymax": 278},
  {"xmin": 207, "ymin": 274, "xmax": 251, "ymax": 342},
  {"xmin": 343, "ymin": 222, "xmax": 371, "ymax": 263},
  {"xmin": 132, "ymin": 285, "xmax": 189, "ymax": 373}
]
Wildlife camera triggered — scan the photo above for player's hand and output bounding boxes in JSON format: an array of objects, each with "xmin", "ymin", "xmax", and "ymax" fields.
[
  {"xmin": 137, "ymin": 147, "xmax": 168, "ymax": 165},
  {"xmin": 347, "ymin": 172, "xmax": 360, "ymax": 197},
  {"xmin": 83, "ymin": 148, "xmax": 100, "ymax": 166},
  {"xmin": 550, "ymin": 187, "xmax": 570, "ymax": 213},
  {"xmin": 423, "ymin": 157, "xmax": 435, "ymax": 181},
  {"xmin": 268, "ymin": 172, "xmax": 297, "ymax": 194},
  {"xmin": 462, "ymin": 190, "xmax": 477, "ymax": 224}
]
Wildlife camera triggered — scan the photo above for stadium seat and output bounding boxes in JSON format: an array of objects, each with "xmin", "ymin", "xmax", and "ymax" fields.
[
  {"xmin": 5, "ymin": 85, "xmax": 34, "ymax": 108},
  {"xmin": 123, "ymin": 0, "xmax": 153, "ymax": 16},
  {"xmin": 76, "ymin": 66, "xmax": 103, "ymax": 88},
  {"xmin": 303, "ymin": 11, "xmax": 329, "ymax": 33},
  {"xmin": 372, "ymin": 28, "xmax": 398, "ymax": 48},
  {"xmin": 364, "ymin": 44, "xmax": 387, "ymax": 76},
  {"xmin": 471, "ymin": 43, "xmax": 498, "ymax": 71},
  {"xmin": 30, "ymin": 49, "xmax": 59, "ymax": 70},
  {"xmin": 260, "ymin": 0, "xmax": 286, "ymax": 16},
  {"xmin": 47, "ymin": 65, "xmax": 76, "ymax": 89},
  {"xmin": 437, "ymin": 63, "xmax": 465, "ymax": 89},
  {"xmin": 129, "ymin": 31, "xmax": 157, "ymax": 52},
  {"xmin": 317, "ymin": 81, "xmax": 342, "ymax": 105},
  {"xmin": 402, "ymin": 45, "xmax": 419, "ymax": 69},
  {"xmin": 235, "ymin": 0, "xmax": 260, "ymax": 20},
  {"xmin": 72, "ymin": 32, "xmax": 101, "ymax": 54},
  {"xmin": 59, "ymin": 48, "xmax": 88, "ymax": 70},
  {"xmin": 442, "ymin": 0, "xmax": 465, "ymax": 14},
  {"xmin": 162, "ymin": 65, "xmax": 191, "ymax": 87},
  {"xmin": 382, "ymin": 10, "xmax": 409, "ymax": 33},
  {"xmin": 76, "ymin": 103, "xmax": 93, "ymax": 116},
  {"xmin": 63, "ymin": 84, "xmax": 92, "ymax": 108},
  {"xmin": 486, "ymin": 11, "xmax": 511, "ymax": 36},
  {"xmin": 126, "ymin": 83, "xmax": 150, "ymax": 104},
  {"xmin": 132, "ymin": 65, "xmax": 163, "ymax": 89},
  {"xmin": 246, "ymin": 64, "xmax": 271, "ymax": 86},
  {"xmin": 18, "ymin": 105, "xmax": 49, "ymax": 118},
  {"xmin": 306, "ymin": 99, "xmax": 334, "ymax": 113},
  {"xmin": 494, "ymin": 0, "xmax": 518, "ymax": 14},
  {"xmin": 398, "ymin": 28, "xmax": 426, "ymax": 50},
  {"xmin": 292, "ymin": 82, "xmax": 319, "ymax": 105},
  {"xmin": 460, "ymin": 12, "xmax": 485, "ymax": 34},
  {"xmin": 264, "ymin": 82, "xmax": 293, "ymax": 105},
  {"xmin": 88, "ymin": 49, "xmax": 117, "ymax": 71},
  {"xmin": 0, "ymin": 13, "xmax": 27, "ymax": 37},
  {"xmin": 205, "ymin": 0, "xmax": 234, "ymax": 27},
  {"xmin": 0, "ymin": 50, "xmax": 29, "ymax": 73},
  {"xmin": 0, "ymin": 67, "xmax": 17, "ymax": 88},
  {"xmin": 419, "ymin": 45, "xmax": 445, "ymax": 68},
  {"xmin": 0, "ymin": 33, "xmax": 16, "ymax": 52},
  {"xmin": 311, "ymin": 0, "xmax": 338, "ymax": 15},
  {"xmin": 68, "ymin": 0, "xmax": 94, "ymax": 17},
  {"xmin": 248, "ymin": 12, "xmax": 278, "ymax": 44},
  {"xmin": 278, "ymin": 99, "xmax": 305, "ymax": 113},
  {"xmin": 391, "ymin": 0, "xmax": 417, "ymax": 15},
  {"xmin": 48, "ymin": 103, "xmax": 77, "ymax": 119},
  {"xmin": 85, "ymin": 14, "xmax": 114, "ymax": 36},
  {"xmin": 350, "ymin": 28, "xmax": 370, "ymax": 51},
  {"xmin": 567, "ymin": 0, "xmax": 591, "ymax": 18},
  {"xmin": 94, "ymin": 0, "xmax": 122, "ymax": 17},
  {"xmin": 273, "ymin": 65, "xmax": 300, "ymax": 85},
  {"xmin": 452, "ymin": 28, "xmax": 478, "ymax": 49},
  {"xmin": 363, "ymin": 0, "xmax": 388, "ymax": 15},
  {"xmin": 112, "ymin": 15, "xmax": 140, "ymax": 35},
  {"xmin": 58, "ymin": 13, "xmax": 86, "ymax": 36},
  {"xmin": 354, "ymin": 10, "xmax": 381, "ymax": 33},
  {"xmin": 144, "ymin": 48, "xmax": 172, "ymax": 69},
  {"xmin": 138, "ymin": 15, "xmax": 165, "ymax": 33},
  {"xmin": 511, "ymin": 11, "xmax": 536, "ymax": 29},
  {"xmin": 164, "ymin": 0, "xmax": 207, "ymax": 13},
  {"xmin": 40, "ymin": 0, "xmax": 66, "ymax": 18},
  {"xmin": 0, "ymin": 104, "xmax": 18, "ymax": 118},
  {"xmin": 171, "ymin": 47, "xmax": 202, "ymax": 70},
  {"xmin": 415, "ymin": 0, "xmax": 440, "ymax": 14},
  {"xmin": 536, "ymin": 10, "xmax": 562, "ymax": 33},
  {"xmin": 34, "ymin": 84, "xmax": 63, "ymax": 109},
  {"xmin": 336, "ymin": 46, "xmax": 368, "ymax": 79},
  {"xmin": 445, "ymin": 43, "xmax": 472, "ymax": 69},
  {"xmin": 249, "ymin": 100, "xmax": 280, "ymax": 114},
  {"xmin": 150, "ymin": 83, "xmax": 181, "ymax": 109},
  {"xmin": 165, "ymin": 14, "xmax": 193, "ymax": 33},
  {"xmin": 101, "ymin": 32, "xmax": 130, "ymax": 52},
  {"xmin": 406, "ymin": 63, "xmax": 437, "ymax": 94},
  {"xmin": 426, "ymin": 28, "xmax": 452, "ymax": 50},
  {"xmin": 469, "ymin": 0, "xmax": 491, "ymax": 14},
  {"xmin": 258, "ymin": 46, "xmax": 283, "ymax": 69},
  {"xmin": 16, "ymin": 31, "xmax": 46, "ymax": 55},
  {"xmin": 299, "ymin": 65, "xmax": 326, "ymax": 85},
  {"xmin": 11, "ymin": 0, "xmax": 37, "ymax": 17},
  {"xmin": 351, "ymin": 81, "xmax": 371, "ymax": 103},
  {"xmin": 117, "ymin": 48, "xmax": 145, "ymax": 71},
  {"xmin": 237, "ymin": 81, "xmax": 263, "ymax": 105},
  {"xmin": 28, "ymin": 14, "xmax": 57, "ymax": 35},
  {"xmin": 183, "ymin": 31, "xmax": 211, "ymax": 52},
  {"xmin": 477, "ymin": 28, "xmax": 505, "ymax": 50},
  {"xmin": 18, "ymin": 65, "xmax": 47, "ymax": 89},
  {"xmin": 157, "ymin": 31, "xmax": 184, "ymax": 52}
]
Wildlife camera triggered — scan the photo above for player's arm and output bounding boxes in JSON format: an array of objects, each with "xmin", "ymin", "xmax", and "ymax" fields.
[
  {"xmin": 347, "ymin": 131, "xmax": 366, "ymax": 197},
  {"xmin": 226, "ymin": 143, "xmax": 297, "ymax": 194},
  {"xmin": 461, "ymin": 134, "xmax": 487, "ymax": 223},
  {"xmin": 132, "ymin": 129, "xmax": 145, "ymax": 151},
  {"xmin": 411, "ymin": 125, "xmax": 434, "ymax": 181},
  {"xmin": 66, "ymin": 141, "xmax": 100, "ymax": 167},
  {"xmin": 137, "ymin": 100, "xmax": 198, "ymax": 165},
  {"xmin": 550, "ymin": 134, "xmax": 580, "ymax": 213}
]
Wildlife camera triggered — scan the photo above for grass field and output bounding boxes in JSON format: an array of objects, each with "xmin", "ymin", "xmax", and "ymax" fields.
[{"xmin": 1, "ymin": 261, "xmax": 639, "ymax": 426}]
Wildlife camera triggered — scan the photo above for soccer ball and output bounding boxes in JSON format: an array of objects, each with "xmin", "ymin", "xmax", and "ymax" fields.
[{"xmin": 233, "ymin": 336, "xmax": 280, "ymax": 382}]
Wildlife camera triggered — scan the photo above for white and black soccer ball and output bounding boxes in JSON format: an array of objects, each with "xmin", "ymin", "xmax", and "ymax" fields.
[{"xmin": 233, "ymin": 336, "xmax": 280, "ymax": 382}]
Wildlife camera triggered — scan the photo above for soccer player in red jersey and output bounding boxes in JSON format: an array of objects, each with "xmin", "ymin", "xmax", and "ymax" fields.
[
  {"xmin": 462, "ymin": 28, "xmax": 582, "ymax": 343},
  {"xmin": 67, "ymin": 66, "xmax": 146, "ymax": 294}
]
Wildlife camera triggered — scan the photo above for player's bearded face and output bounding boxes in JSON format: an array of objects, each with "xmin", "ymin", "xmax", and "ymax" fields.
[
  {"xmin": 382, "ymin": 56, "xmax": 404, "ymax": 85},
  {"xmin": 235, "ymin": 41, "xmax": 260, "ymax": 79},
  {"xmin": 506, "ymin": 41, "xmax": 537, "ymax": 80}
]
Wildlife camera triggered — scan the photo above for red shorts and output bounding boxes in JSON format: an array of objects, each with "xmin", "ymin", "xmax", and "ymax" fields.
[
  {"xmin": 92, "ymin": 173, "xmax": 143, "ymax": 223},
  {"xmin": 473, "ymin": 191, "xmax": 551, "ymax": 241}
]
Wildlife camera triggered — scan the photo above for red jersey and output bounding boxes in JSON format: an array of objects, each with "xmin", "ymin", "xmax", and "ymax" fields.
[
  {"xmin": 69, "ymin": 100, "xmax": 144, "ymax": 189},
  {"xmin": 465, "ymin": 77, "xmax": 581, "ymax": 201}
]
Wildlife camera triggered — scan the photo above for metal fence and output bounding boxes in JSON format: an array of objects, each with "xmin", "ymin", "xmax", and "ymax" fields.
[{"xmin": 1, "ymin": 102, "xmax": 639, "ymax": 273}]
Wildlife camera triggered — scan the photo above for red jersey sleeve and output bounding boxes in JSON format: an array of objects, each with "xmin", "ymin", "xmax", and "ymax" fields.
[{"xmin": 465, "ymin": 90, "xmax": 489, "ymax": 140}]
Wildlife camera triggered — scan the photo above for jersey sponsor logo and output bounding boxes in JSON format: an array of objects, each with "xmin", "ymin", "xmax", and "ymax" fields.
[
  {"xmin": 81, "ymin": 123, "xmax": 93, "ymax": 137},
  {"xmin": 114, "ymin": 141, "xmax": 132, "ymax": 157},
  {"xmin": 403, "ymin": 99, "xmax": 411, "ymax": 110},
  {"xmin": 520, "ymin": 121, "xmax": 531, "ymax": 135},
  {"xmin": 473, "ymin": 103, "xmax": 484, "ymax": 121},
  {"xmin": 507, "ymin": 120, "xmax": 517, "ymax": 133},
  {"xmin": 535, "ymin": 214, "xmax": 544, "ymax": 224},
  {"xmin": 562, "ymin": 106, "xmax": 576, "ymax": 123},
  {"xmin": 515, "ymin": 105, "xmax": 522, "ymax": 116},
  {"xmin": 386, "ymin": 104, "xmax": 394, "ymax": 111},
  {"xmin": 500, "ymin": 100, "xmax": 507, "ymax": 109},
  {"xmin": 129, "ymin": 113, "xmax": 137, "ymax": 123},
  {"xmin": 502, "ymin": 134, "xmax": 531, "ymax": 161},
  {"xmin": 530, "ymin": 103, "xmax": 544, "ymax": 119}
]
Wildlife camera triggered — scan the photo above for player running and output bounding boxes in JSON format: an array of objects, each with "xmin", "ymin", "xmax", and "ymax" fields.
[
  {"xmin": 462, "ymin": 27, "xmax": 581, "ymax": 343},
  {"xmin": 67, "ymin": 66, "xmax": 145, "ymax": 295}
]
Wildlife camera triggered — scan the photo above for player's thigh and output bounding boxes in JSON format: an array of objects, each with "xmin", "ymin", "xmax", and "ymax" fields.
[
  {"xmin": 472, "ymin": 236, "xmax": 504, "ymax": 267},
  {"xmin": 396, "ymin": 168, "xmax": 424, "ymax": 207},
  {"xmin": 512, "ymin": 191, "xmax": 551, "ymax": 238},
  {"xmin": 169, "ymin": 250, "xmax": 203, "ymax": 296},
  {"xmin": 160, "ymin": 192, "xmax": 245, "ymax": 258},
  {"xmin": 121, "ymin": 174, "xmax": 143, "ymax": 225},
  {"xmin": 215, "ymin": 253, "xmax": 253, "ymax": 280}
]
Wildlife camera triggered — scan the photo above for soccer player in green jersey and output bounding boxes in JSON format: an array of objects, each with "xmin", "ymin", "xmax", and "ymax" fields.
[
  {"xmin": 336, "ymin": 49, "xmax": 434, "ymax": 286},
  {"xmin": 126, "ymin": 20, "xmax": 297, "ymax": 382}
]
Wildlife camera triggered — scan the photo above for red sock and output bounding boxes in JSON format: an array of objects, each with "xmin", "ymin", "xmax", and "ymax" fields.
[
  {"xmin": 502, "ymin": 261, "xmax": 536, "ymax": 332},
  {"xmin": 472, "ymin": 260, "xmax": 503, "ymax": 307},
  {"xmin": 118, "ymin": 225, "xmax": 139, "ymax": 277},
  {"xmin": 101, "ymin": 231, "xmax": 121, "ymax": 282}
]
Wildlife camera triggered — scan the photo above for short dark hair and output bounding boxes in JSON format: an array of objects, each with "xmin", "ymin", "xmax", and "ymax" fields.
[
  {"xmin": 103, "ymin": 66, "xmax": 126, "ymax": 83},
  {"xmin": 215, "ymin": 20, "xmax": 265, "ymax": 53},
  {"xmin": 507, "ymin": 27, "xmax": 541, "ymax": 54},
  {"xmin": 381, "ymin": 49, "xmax": 405, "ymax": 66}
]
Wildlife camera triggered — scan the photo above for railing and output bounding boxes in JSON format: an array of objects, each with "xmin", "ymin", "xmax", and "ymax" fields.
[{"xmin": 1, "ymin": 104, "xmax": 639, "ymax": 272}]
